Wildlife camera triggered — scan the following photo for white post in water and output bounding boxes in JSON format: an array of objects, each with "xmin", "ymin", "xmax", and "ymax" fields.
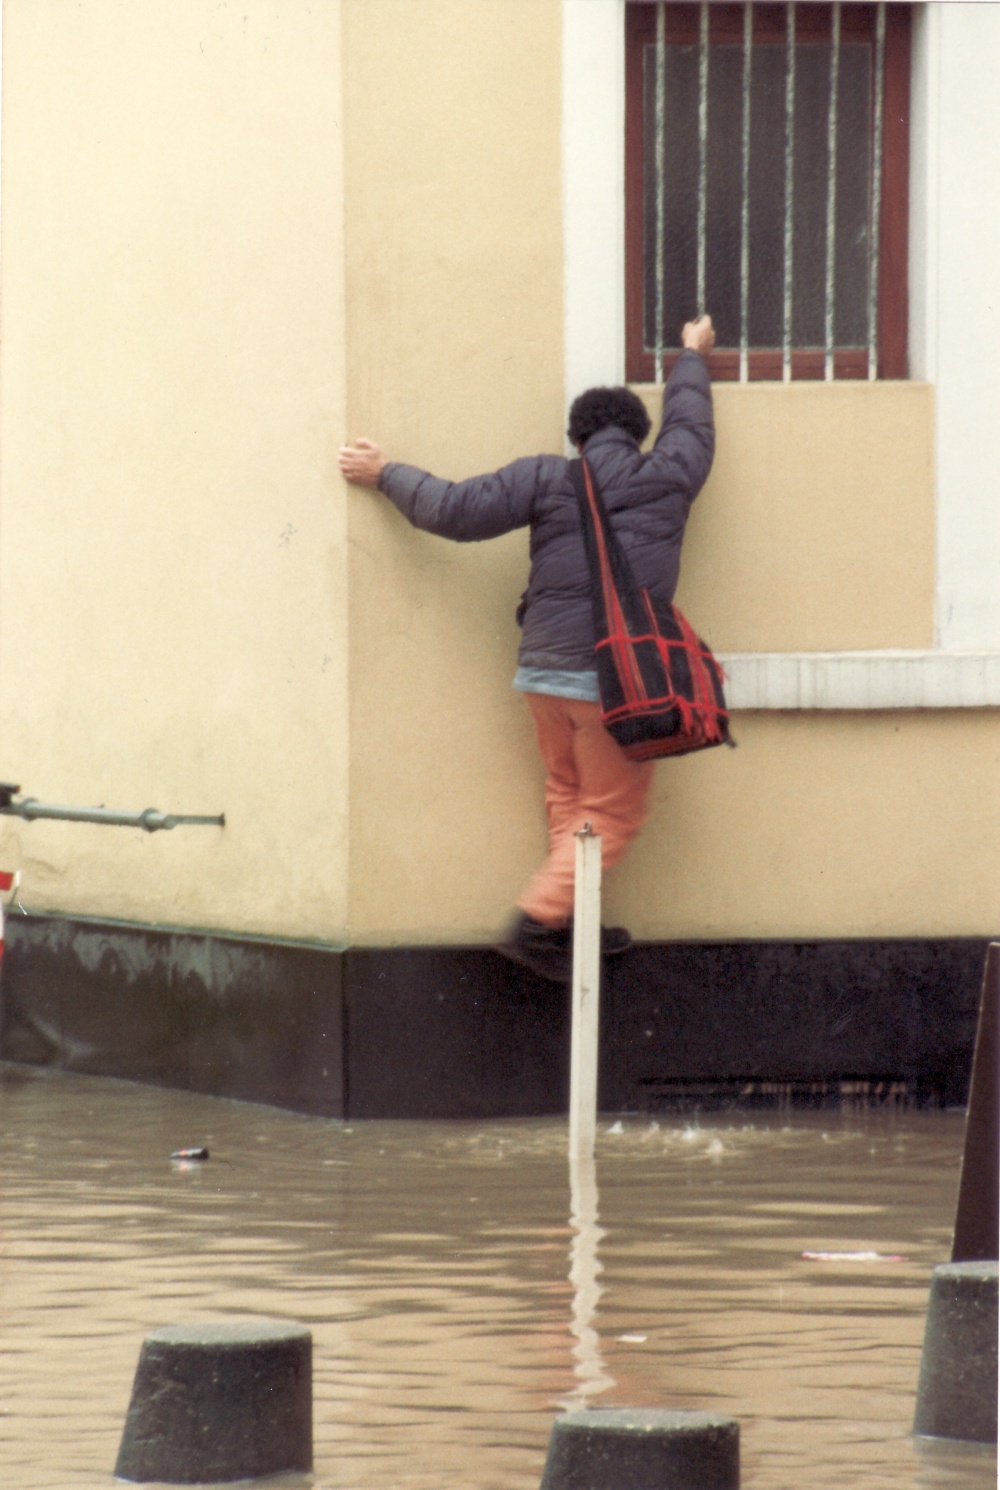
[{"xmin": 569, "ymin": 824, "xmax": 602, "ymax": 1159}]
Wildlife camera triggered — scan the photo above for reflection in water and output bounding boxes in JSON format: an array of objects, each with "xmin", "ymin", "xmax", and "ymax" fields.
[
  {"xmin": 0, "ymin": 1065, "xmax": 995, "ymax": 1490},
  {"xmin": 565, "ymin": 1154, "xmax": 614, "ymax": 1407}
]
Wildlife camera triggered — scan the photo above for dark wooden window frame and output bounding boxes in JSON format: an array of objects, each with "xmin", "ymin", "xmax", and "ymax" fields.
[{"xmin": 625, "ymin": 2, "xmax": 911, "ymax": 381}]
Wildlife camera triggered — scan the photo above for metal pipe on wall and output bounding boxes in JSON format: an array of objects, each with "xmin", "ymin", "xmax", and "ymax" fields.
[{"xmin": 0, "ymin": 785, "xmax": 224, "ymax": 833}]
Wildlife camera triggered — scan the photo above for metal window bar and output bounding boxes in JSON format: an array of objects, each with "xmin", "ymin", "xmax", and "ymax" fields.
[
  {"xmin": 824, "ymin": 1, "xmax": 842, "ymax": 381},
  {"xmin": 648, "ymin": 0, "xmax": 883, "ymax": 382},
  {"xmin": 697, "ymin": 1, "xmax": 709, "ymax": 317},
  {"xmin": 655, "ymin": 1, "xmax": 666, "ymax": 382},
  {"xmin": 783, "ymin": 2, "xmax": 796, "ymax": 383},
  {"xmin": 739, "ymin": 2, "xmax": 752, "ymax": 383},
  {"xmin": 868, "ymin": 2, "xmax": 886, "ymax": 380}
]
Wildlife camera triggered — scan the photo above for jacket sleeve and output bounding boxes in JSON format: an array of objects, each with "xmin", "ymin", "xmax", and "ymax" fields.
[
  {"xmin": 649, "ymin": 349, "xmax": 715, "ymax": 501},
  {"xmin": 377, "ymin": 455, "xmax": 552, "ymax": 543}
]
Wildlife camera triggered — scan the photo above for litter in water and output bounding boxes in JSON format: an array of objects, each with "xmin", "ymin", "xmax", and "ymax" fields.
[{"xmin": 802, "ymin": 1250, "xmax": 905, "ymax": 1262}]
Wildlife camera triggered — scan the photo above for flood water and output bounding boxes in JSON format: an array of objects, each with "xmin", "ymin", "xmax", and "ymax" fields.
[{"xmin": 1, "ymin": 1064, "xmax": 995, "ymax": 1490}]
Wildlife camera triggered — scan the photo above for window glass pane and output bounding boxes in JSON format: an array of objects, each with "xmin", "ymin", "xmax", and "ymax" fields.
[
  {"xmin": 791, "ymin": 43, "xmax": 831, "ymax": 348},
  {"xmin": 643, "ymin": 32, "xmax": 875, "ymax": 355},
  {"xmin": 643, "ymin": 43, "xmax": 699, "ymax": 350},
  {"xmin": 747, "ymin": 44, "xmax": 787, "ymax": 349},
  {"xmin": 793, "ymin": 41, "xmax": 873, "ymax": 348},
  {"xmin": 704, "ymin": 43, "xmax": 744, "ymax": 348},
  {"xmin": 834, "ymin": 44, "xmax": 873, "ymax": 347}
]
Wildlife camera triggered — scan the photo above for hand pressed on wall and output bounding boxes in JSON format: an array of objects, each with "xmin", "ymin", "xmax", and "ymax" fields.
[{"xmin": 338, "ymin": 437, "xmax": 387, "ymax": 489}]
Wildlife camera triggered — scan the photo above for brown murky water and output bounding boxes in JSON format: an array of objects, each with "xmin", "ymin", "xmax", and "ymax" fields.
[{"xmin": 1, "ymin": 1064, "xmax": 995, "ymax": 1489}]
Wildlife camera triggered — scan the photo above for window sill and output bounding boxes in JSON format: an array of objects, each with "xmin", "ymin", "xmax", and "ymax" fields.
[{"xmin": 717, "ymin": 651, "xmax": 1000, "ymax": 710}]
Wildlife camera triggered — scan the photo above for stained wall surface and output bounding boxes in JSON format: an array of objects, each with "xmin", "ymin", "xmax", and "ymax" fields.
[
  {"xmin": 341, "ymin": 0, "xmax": 566, "ymax": 944},
  {"xmin": 340, "ymin": 1, "xmax": 994, "ymax": 944},
  {"xmin": 0, "ymin": 0, "xmax": 351, "ymax": 939},
  {"xmin": 0, "ymin": 0, "xmax": 995, "ymax": 951},
  {"xmin": 652, "ymin": 382, "xmax": 935, "ymax": 654}
]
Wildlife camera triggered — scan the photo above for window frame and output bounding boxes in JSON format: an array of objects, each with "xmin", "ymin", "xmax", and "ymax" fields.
[{"xmin": 624, "ymin": 1, "xmax": 912, "ymax": 382}]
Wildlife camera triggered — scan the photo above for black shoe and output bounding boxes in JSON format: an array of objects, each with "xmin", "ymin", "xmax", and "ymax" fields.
[
  {"xmin": 495, "ymin": 913, "xmax": 570, "ymax": 984},
  {"xmin": 566, "ymin": 921, "xmax": 633, "ymax": 956},
  {"xmin": 600, "ymin": 924, "xmax": 632, "ymax": 956}
]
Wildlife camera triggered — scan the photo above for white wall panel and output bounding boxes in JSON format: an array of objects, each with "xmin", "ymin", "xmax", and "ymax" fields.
[
  {"xmin": 914, "ymin": 3, "xmax": 1000, "ymax": 651},
  {"xmin": 562, "ymin": 0, "xmax": 625, "ymax": 410},
  {"xmin": 563, "ymin": 0, "xmax": 1000, "ymax": 705}
]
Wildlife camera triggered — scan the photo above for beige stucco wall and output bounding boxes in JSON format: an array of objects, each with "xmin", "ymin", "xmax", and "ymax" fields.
[
  {"xmin": 606, "ymin": 709, "xmax": 1000, "ymax": 940},
  {"xmin": 648, "ymin": 381, "xmax": 936, "ymax": 652},
  {"xmin": 0, "ymin": 0, "xmax": 351, "ymax": 938},
  {"xmin": 0, "ymin": 0, "xmax": 993, "ymax": 948},
  {"xmin": 341, "ymin": 0, "xmax": 566, "ymax": 942},
  {"xmin": 340, "ymin": 0, "xmax": 995, "ymax": 943}
]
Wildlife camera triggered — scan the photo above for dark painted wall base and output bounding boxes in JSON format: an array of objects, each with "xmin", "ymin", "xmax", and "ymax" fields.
[
  {"xmin": 0, "ymin": 915, "xmax": 345, "ymax": 1116},
  {"xmin": 0, "ymin": 913, "xmax": 991, "ymax": 1119}
]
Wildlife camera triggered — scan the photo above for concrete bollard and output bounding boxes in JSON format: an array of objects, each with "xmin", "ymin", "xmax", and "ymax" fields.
[
  {"xmin": 114, "ymin": 1319, "xmax": 312, "ymax": 1483},
  {"xmin": 539, "ymin": 1408, "xmax": 740, "ymax": 1490},
  {"xmin": 913, "ymin": 1261, "xmax": 998, "ymax": 1444}
]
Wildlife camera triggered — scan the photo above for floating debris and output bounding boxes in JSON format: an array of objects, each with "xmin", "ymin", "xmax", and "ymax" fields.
[{"xmin": 802, "ymin": 1250, "xmax": 904, "ymax": 1263}]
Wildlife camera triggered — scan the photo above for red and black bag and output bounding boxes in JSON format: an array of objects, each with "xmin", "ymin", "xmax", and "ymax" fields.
[{"xmin": 570, "ymin": 457, "xmax": 734, "ymax": 762}]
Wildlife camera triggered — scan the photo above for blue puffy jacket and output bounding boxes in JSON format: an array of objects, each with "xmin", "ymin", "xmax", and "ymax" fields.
[{"xmin": 377, "ymin": 351, "xmax": 714, "ymax": 672}]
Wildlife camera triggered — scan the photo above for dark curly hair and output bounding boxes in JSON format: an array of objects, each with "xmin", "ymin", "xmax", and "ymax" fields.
[{"xmin": 567, "ymin": 386, "xmax": 652, "ymax": 448}]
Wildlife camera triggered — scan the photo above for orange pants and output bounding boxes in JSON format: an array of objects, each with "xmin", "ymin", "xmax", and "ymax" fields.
[{"xmin": 517, "ymin": 693, "xmax": 655, "ymax": 928}]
